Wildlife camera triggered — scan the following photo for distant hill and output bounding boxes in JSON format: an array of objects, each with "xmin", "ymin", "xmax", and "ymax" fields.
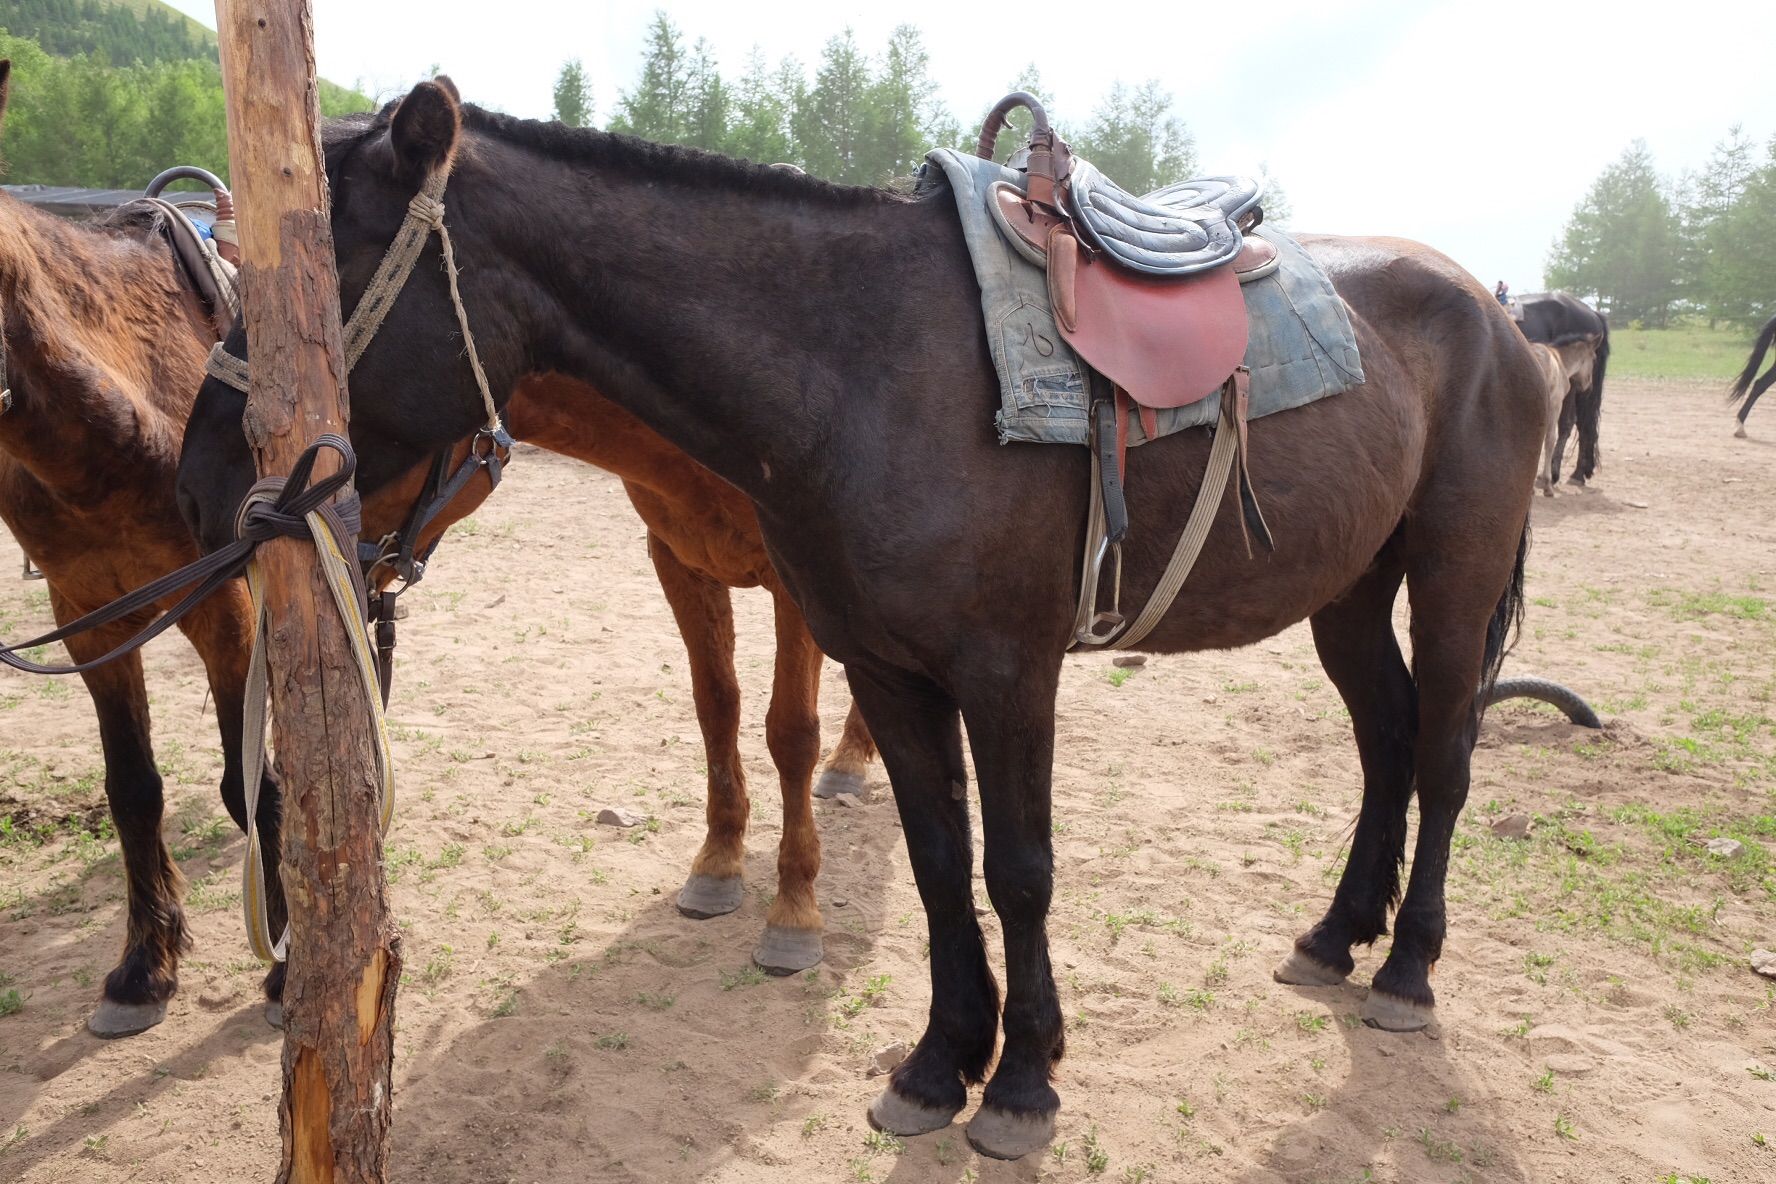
[{"xmin": 2, "ymin": 0, "xmax": 217, "ymax": 67}]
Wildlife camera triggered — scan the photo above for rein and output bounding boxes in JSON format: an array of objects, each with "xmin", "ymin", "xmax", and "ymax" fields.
[{"xmin": 0, "ymin": 164, "xmax": 505, "ymax": 964}]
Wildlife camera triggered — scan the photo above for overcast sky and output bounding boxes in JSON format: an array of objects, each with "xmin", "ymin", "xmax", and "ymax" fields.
[{"xmin": 168, "ymin": 1, "xmax": 1770, "ymax": 289}]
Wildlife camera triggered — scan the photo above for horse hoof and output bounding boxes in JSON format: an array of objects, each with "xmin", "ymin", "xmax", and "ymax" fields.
[
  {"xmin": 867, "ymin": 1087, "xmax": 961, "ymax": 1137},
  {"xmin": 1273, "ymin": 949, "xmax": 1349, "ymax": 987},
  {"xmin": 753, "ymin": 924, "xmax": 823, "ymax": 975},
  {"xmin": 1360, "ymin": 990, "xmax": 1433, "ymax": 1032},
  {"xmin": 676, "ymin": 874, "xmax": 744, "ymax": 919},
  {"xmin": 965, "ymin": 1105, "xmax": 1056, "ymax": 1160},
  {"xmin": 88, "ymin": 999, "xmax": 167, "ymax": 1039},
  {"xmin": 264, "ymin": 1001, "xmax": 285, "ymax": 1030},
  {"xmin": 814, "ymin": 769, "xmax": 867, "ymax": 800},
  {"xmin": 1735, "ymin": 423, "xmax": 1748, "ymax": 439}
]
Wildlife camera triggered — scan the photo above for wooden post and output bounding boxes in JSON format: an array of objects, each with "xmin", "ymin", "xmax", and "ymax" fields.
[{"xmin": 214, "ymin": 3, "xmax": 400, "ymax": 1181}]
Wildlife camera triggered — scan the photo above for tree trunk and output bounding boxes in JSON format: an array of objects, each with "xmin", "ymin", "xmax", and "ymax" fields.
[{"xmin": 213, "ymin": 4, "xmax": 400, "ymax": 1181}]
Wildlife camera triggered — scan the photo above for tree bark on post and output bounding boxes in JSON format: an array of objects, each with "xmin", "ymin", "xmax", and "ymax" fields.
[{"xmin": 213, "ymin": 3, "xmax": 400, "ymax": 1181}]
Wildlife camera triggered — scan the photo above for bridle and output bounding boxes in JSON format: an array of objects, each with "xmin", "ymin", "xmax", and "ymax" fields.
[{"xmin": 206, "ymin": 166, "xmax": 515, "ymax": 698}]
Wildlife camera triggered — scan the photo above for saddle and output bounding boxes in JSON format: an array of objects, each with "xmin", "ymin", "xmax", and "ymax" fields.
[{"xmin": 975, "ymin": 93, "xmax": 1274, "ymax": 645}]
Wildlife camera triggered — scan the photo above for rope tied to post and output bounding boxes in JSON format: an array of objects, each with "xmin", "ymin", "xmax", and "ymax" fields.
[{"xmin": 0, "ymin": 433, "xmax": 395, "ymax": 964}]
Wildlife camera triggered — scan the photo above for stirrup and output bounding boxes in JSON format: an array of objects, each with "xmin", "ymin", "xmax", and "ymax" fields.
[{"xmin": 1074, "ymin": 536, "xmax": 1125, "ymax": 647}]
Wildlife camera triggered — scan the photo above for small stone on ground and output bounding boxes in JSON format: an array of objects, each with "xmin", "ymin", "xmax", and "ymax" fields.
[
  {"xmin": 1751, "ymin": 949, "xmax": 1776, "ymax": 979},
  {"xmin": 596, "ymin": 806, "xmax": 645, "ymax": 828},
  {"xmin": 1491, "ymin": 812, "xmax": 1533, "ymax": 840},
  {"xmin": 869, "ymin": 1041, "xmax": 911, "ymax": 1077},
  {"xmin": 1705, "ymin": 837, "xmax": 1743, "ymax": 858},
  {"xmin": 1111, "ymin": 654, "xmax": 1147, "ymax": 668}
]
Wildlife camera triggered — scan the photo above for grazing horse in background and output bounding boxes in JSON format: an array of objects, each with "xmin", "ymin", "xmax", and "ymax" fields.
[
  {"xmin": 1730, "ymin": 313, "xmax": 1775, "ymax": 437},
  {"xmin": 1517, "ymin": 291, "xmax": 1610, "ymax": 484},
  {"xmin": 175, "ymin": 83, "xmax": 1547, "ymax": 1160},
  {"xmin": 1525, "ymin": 338, "xmax": 1600, "ymax": 496}
]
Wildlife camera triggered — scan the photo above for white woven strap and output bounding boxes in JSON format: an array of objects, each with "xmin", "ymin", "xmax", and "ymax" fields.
[
  {"xmin": 238, "ymin": 496, "xmax": 396, "ymax": 964},
  {"xmin": 1070, "ymin": 412, "xmax": 1239, "ymax": 652}
]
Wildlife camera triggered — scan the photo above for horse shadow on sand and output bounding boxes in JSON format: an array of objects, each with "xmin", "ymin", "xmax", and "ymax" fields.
[
  {"xmin": 0, "ymin": 782, "xmax": 902, "ymax": 1182},
  {"xmin": 385, "ymin": 789, "xmax": 905, "ymax": 1183}
]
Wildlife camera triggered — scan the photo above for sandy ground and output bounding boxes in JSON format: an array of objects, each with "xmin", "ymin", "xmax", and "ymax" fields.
[{"xmin": 1, "ymin": 376, "xmax": 1773, "ymax": 1184}]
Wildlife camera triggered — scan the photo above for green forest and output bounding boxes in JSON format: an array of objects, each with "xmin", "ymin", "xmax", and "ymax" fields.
[
  {"xmin": 551, "ymin": 13, "xmax": 1287, "ymax": 215},
  {"xmin": 1549, "ymin": 129, "xmax": 1776, "ymax": 329},
  {"xmin": 2, "ymin": 0, "xmax": 214, "ymax": 67},
  {"xmin": 0, "ymin": 1, "xmax": 371, "ymax": 189}
]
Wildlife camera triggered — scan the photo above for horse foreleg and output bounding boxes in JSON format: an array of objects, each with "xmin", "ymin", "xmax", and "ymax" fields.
[
  {"xmin": 853, "ymin": 662, "xmax": 995, "ymax": 1141},
  {"xmin": 813, "ymin": 700, "xmax": 878, "ymax": 799},
  {"xmin": 51, "ymin": 586, "xmax": 187, "ymax": 1039},
  {"xmin": 1276, "ymin": 555, "xmax": 1415, "ymax": 987},
  {"xmin": 1551, "ymin": 390, "xmax": 1577, "ymax": 486},
  {"xmin": 961, "ymin": 657, "xmax": 1066, "ymax": 1160},
  {"xmin": 647, "ymin": 533, "xmax": 749, "ymax": 920},
  {"xmin": 180, "ymin": 586, "xmax": 287, "ymax": 1022},
  {"xmin": 752, "ymin": 587, "xmax": 825, "ymax": 973}
]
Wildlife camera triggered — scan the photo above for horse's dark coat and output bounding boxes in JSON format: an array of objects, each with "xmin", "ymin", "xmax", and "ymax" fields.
[{"xmin": 176, "ymin": 83, "xmax": 1547, "ymax": 1146}]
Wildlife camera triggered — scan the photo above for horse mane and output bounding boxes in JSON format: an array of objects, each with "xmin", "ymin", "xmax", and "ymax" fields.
[{"xmin": 326, "ymin": 100, "xmax": 908, "ymax": 209}]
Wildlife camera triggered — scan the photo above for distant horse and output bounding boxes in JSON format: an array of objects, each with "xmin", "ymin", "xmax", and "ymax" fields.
[
  {"xmin": 1516, "ymin": 291, "xmax": 1610, "ymax": 484},
  {"xmin": 176, "ymin": 84, "xmax": 1546, "ymax": 1160},
  {"xmin": 1730, "ymin": 314, "xmax": 1775, "ymax": 437},
  {"xmin": 1525, "ymin": 338, "xmax": 1601, "ymax": 495}
]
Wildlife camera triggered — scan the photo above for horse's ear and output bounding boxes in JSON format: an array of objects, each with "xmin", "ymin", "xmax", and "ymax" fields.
[
  {"xmin": 432, "ymin": 74, "xmax": 460, "ymax": 103},
  {"xmin": 0, "ymin": 61, "xmax": 12, "ymax": 129},
  {"xmin": 389, "ymin": 78, "xmax": 460, "ymax": 182}
]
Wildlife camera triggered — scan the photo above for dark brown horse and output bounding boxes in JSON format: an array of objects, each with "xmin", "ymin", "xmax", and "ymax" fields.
[
  {"xmin": 1730, "ymin": 313, "xmax": 1775, "ymax": 437},
  {"xmin": 175, "ymin": 83, "xmax": 1546, "ymax": 1160}
]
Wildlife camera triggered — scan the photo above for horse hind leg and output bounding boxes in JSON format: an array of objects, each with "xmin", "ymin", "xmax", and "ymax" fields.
[
  {"xmin": 752, "ymin": 588, "xmax": 825, "ymax": 973},
  {"xmin": 647, "ymin": 534, "xmax": 749, "ymax": 921},
  {"xmin": 1276, "ymin": 553, "xmax": 1416, "ymax": 988},
  {"xmin": 1363, "ymin": 518, "xmax": 1528, "ymax": 1031},
  {"xmin": 813, "ymin": 700, "xmax": 877, "ymax": 799},
  {"xmin": 51, "ymin": 589, "xmax": 187, "ymax": 1038}
]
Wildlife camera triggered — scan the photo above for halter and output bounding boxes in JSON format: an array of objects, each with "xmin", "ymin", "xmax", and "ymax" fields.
[{"xmin": 205, "ymin": 166, "xmax": 515, "ymax": 688}]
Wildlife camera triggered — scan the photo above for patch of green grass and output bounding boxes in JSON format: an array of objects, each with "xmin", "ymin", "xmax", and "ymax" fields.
[
  {"xmin": 1106, "ymin": 667, "xmax": 1134, "ymax": 688},
  {"xmin": 1609, "ymin": 321, "xmax": 1755, "ymax": 381},
  {"xmin": 718, "ymin": 965, "xmax": 766, "ymax": 992},
  {"xmin": 1083, "ymin": 1125, "xmax": 1110, "ymax": 1174},
  {"xmin": 0, "ymin": 988, "xmax": 21, "ymax": 1017},
  {"xmin": 595, "ymin": 1031, "xmax": 629, "ymax": 1050}
]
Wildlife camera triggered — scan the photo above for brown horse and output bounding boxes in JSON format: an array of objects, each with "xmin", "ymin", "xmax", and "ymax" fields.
[
  {"xmin": 506, "ymin": 375, "xmax": 877, "ymax": 970},
  {"xmin": 0, "ymin": 58, "xmax": 283, "ymax": 1038},
  {"xmin": 175, "ymin": 83, "xmax": 1545, "ymax": 1160},
  {"xmin": 0, "ymin": 54, "xmax": 866, "ymax": 1040},
  {"xmin": 1526, "ymin": 337, "xmax": 1600, "ymax": 496}
]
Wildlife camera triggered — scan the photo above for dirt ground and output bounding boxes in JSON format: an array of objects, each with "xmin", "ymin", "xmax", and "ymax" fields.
[{"xmin": 2, "ymin": 376, "xmax": 1773, "ymax": 1183}]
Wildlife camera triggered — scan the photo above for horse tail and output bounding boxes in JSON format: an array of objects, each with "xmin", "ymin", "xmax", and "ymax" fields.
[
  {"xmin": 1571, "ymin": 318, "xmax": 1608, "ymax": 480},
  {"xmin": 1478, "ymin": 519, "xmax": 1530, "ymax": 721},
  {"xmin": 1729, "ymin": 315, "xmax": 1776, "ymax": 406}
]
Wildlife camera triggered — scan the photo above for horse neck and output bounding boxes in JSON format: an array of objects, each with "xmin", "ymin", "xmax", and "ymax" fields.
[
  {"xmin": 0, "ymin": 196, "xmax": 210, "ymax": 493},
  {"xmin": 478, "ymin": 149, "xmax": 956, "ymax": 499}
]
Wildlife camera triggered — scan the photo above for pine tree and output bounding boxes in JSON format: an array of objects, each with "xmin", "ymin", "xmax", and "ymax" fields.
[
  {"xmin": 551, "ymin": 58, "xmax": 594, "ymax": 128},
  {"xmin": 864, "ymin": 25, "xmax": 949, "ymax": 183},
  {"xmin": 1256, "ymin": 162, "xmax": 1292, "ymax": 227},
  {"xmin": 610, "ymin": 11, "xmax": 692, "ymax": 144},
  {"xmin": 684, "ymin": 39, "xmax": 730, "ymax": 153},
  {"xmin": 727, "ymin": 48, "xmax": 794, "ymax": 165},
  {"xmin": 1704, "ymin": 134, "xmax": 1776, "ymax": 327},
  {"xmin": 793, "ymin": 29, "xmax": 872, "ymax": 183},
  {"xmin": 1546, "ymin": 140, "xmax": 1682, "ymax": 326},
  {"xmin": 1074, "ymin": 80, "xmax": 1195, "ymax": 193},
  {"xmin": 1682, "ymin": 125, "xmax": 1757, "ymax": 322}
]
